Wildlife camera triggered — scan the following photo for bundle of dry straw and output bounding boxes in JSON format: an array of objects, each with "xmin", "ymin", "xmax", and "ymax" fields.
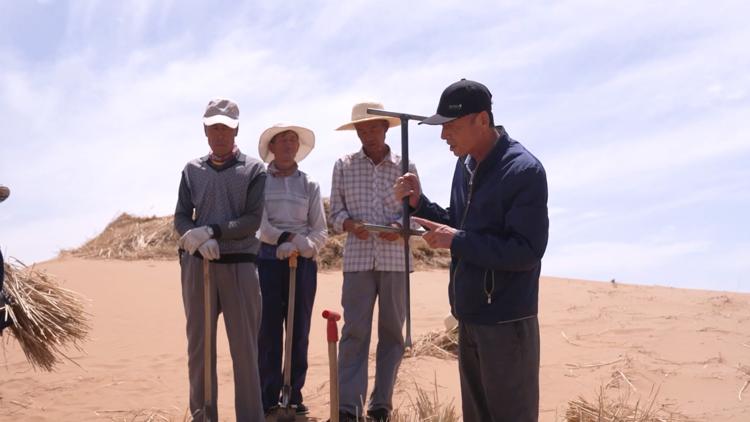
[
  {"xmin": 405, "ymin": 325, "xmax": 459, "ymax": 359},
  {"xmin": 391, "ymin": 379, "xmax": 460, "ymax": 422},
  {"xmin": 566, "ymin": 386, "xmax": 687, "ymax": 422},
  {"xmin": 2, "ymin": 259, "xmax": 90, "ymax": 371}
]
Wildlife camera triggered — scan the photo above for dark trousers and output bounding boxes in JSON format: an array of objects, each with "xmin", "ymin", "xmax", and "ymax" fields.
[
  {"xmin": 257, "ymin": 256, "xmax": 317, "ymax": 410},
  {"xmin": 458, "ymin": 317, "xmax": 540, "ymax": 422}
]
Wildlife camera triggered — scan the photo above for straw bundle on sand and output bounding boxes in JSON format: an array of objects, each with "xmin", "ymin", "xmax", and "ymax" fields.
[
  {"xmin": 566, "ymin": 386, "xmax": 688, "ymax": 422},
  {"xmin": 2, "ymin": 259, "xmax": 90, "ymax": 371},
  {"xmin": 67, "ymin": 213, "xmax": 177, "ymax": 260},
  {"xmin": 405, "ymin": 325, "xmax": 459, "ymax": 359}
]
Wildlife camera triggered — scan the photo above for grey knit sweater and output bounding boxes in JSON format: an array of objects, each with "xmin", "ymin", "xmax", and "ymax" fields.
[{"xmin": 174, "ymin": 153, "xmax": 266, "ymax": 255}]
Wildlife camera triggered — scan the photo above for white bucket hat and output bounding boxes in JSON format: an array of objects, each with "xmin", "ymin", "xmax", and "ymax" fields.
[
  {"xmin": 0, "ymin": 185, "xmax": 9, "ymax": 203},
  {"xmin": 336, "ymin": 101, "xmax": 401, "ymax": 131},
  {"xmin": 258, "ymin": 123, "xmax": 315, "ymax": 163}
]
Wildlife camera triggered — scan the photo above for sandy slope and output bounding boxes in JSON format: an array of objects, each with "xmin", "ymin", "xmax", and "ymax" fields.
[{"xmin": 1, "ymin": 258, "xmax": 748, "ymax": 421}]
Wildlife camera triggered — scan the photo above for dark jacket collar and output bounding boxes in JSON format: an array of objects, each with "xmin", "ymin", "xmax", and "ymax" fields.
[{"xmin": 465, "ymin": 126, "xmax": 510, "ymax": 180}]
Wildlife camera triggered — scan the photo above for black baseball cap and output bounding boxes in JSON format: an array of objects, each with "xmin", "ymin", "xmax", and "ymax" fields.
[{"xmin": 420, "ymin": 79, "xmax": 493, "ymax": 125}]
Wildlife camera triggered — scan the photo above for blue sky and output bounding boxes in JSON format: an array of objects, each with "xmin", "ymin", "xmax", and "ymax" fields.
[{"xmin": 0, "ymin": 0, "xmax": 748, "ymax": 292}]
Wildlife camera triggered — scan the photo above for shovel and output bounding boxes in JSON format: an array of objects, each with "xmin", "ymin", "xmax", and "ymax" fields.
[
  {"xmin": 202, "ymin": 259, "xmax": 215, "ymax": 422},
  {"xmin": 278, "ymin": 252, "xmax": 299, "ymax": 422},
  {"xmin": 322, "ymin": 310, "xmax": 341, "ymax": 422}
]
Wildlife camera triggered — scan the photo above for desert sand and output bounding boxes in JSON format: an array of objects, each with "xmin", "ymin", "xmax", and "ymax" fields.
[{"xmin": 1, "ymin": 257, "xmax": 749, "ymax": 421}]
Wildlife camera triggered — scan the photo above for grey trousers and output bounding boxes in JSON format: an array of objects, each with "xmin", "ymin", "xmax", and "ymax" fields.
[
  {"xmin": 180, "ymin": 254, "xmax": 264, "ymax": 422},
  {"xmin": 458, "ymin": 317, "xmax": 540, "ymax": 422},
  {"xmin": 338, "ymin": 271, "xmax": 406, "ymax": 415}
]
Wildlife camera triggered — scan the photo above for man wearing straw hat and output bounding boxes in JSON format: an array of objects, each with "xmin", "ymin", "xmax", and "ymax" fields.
[
  {"xmin": 329, "ymin": 101, "xmax": 418, "ymax": 422},
  {"xmin": 0, "ymin": 184, "xmax": 12, "ymax": 333},
  {"xmin": 256, "ymin": 123, "xmax": 327, "ymax": 416},
  {"xmin": 395, "ymin": 79, "xmax": 549, "ymax": 422},
  {"xmin": 174, "ymin": 98, "xmax": 266, "ymax": 421}
]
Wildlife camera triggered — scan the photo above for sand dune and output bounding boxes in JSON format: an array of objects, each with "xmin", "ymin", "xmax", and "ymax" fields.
[{"xmin": 1, "ymin": 258, "xmax": 749, "ymax": 421}]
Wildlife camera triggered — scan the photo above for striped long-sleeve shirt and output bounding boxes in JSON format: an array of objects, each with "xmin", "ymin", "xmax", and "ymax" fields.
[{"xmin": 259, "ymin": 167, "xmax": 328, "ymax": 256}]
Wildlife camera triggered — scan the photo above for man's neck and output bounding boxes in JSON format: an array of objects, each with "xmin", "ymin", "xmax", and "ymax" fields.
[
  {"xmin": 269, "ymin": 161, "xmax": 298, "ymax": 177},
  {"xmin": 470, "ymin": 127, "xmax": 500, "ymax": 164},
  {"xmin": 363, "ymin": 145, "xmax": 389, "ymax": 165}
]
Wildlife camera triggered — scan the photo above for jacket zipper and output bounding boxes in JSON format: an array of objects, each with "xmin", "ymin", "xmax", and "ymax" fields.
[{"xmin": 452, "ymin": 163, "xmax": 478, "ymax": 314}]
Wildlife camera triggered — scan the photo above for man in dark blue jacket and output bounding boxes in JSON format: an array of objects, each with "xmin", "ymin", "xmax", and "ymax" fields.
[{"xmin": 395, "ymin": 79, "xmax": 549, "ymax": 422}]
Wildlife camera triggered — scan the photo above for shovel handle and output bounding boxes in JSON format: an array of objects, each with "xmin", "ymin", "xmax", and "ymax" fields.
[
  {"xmin": 202, "ymin": 259, "xmax": 214, "ymax": 421},
  {"xmin": 289, "ymin": 251, "xmax": 298, "ymax": 269},
  {"xmin": 322, "ymin": 310, "xmax": 341, "ymax": 422},
  {"xmin": 322, "ymin": 310, "xmax": 341, "ymax": 342}
]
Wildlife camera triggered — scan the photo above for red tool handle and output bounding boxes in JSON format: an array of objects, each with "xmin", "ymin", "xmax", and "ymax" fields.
[{"xmin": 322, "ymin": 310, "xmax": 341, "ymax": 342}]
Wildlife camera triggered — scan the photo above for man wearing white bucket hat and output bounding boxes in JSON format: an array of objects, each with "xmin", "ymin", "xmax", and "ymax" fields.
[
  {"xmin": 174, "ymin": 98, "xmax": 266, "ymax": 421},
  {"xmin": 329, "ymin": 101, "xmax": 418, "ymax": 422},
  {"xmin": 256, "ymin": 123, "xmax": 327, "ymax": 416}
]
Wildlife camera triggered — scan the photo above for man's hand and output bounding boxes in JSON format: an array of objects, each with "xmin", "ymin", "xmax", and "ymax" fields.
[
  {"xmin": 198, "ymin": 239, "xmax": 220, "ymax": 260},
  {"xmin": 378, "ymin": 222, "xmax": 402, "ymax": 242},
  {"xmin": 413, "ymin": 217, "xmax": 457, "ymax": 249},
  {"xmin": 393, "ymin": 173, "xmax": 421, "ymax": 208},
  {"xmin": 179, "ymin": 226, "xmax": 213, "ymax": 254},
  {"xmin": 291, "ymin": 235, "xmax": 315, "ymax": 258},
  {"xmin": 343, "ymin": 219, "xmax": 369, "ymax": 240},
  {"xmin": 276, "ymin": 242, "xmax": 298, "ymax": 259}
]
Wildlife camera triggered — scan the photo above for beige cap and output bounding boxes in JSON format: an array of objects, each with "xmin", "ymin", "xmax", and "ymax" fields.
[
  {"xmin": 336, "ymin": 101, "xmax": 401, "ymax": 131},
  {"xmin": 258, "ymin": 123, "xmax": 315, "ymax": 163},
  {"xmin": 203, "ymin": 98, "xmax": 239, "ymax": 128}
]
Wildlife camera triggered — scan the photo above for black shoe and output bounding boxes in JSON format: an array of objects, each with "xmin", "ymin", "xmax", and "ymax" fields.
[
  {"xmin": 264, "ymin": 404, "xmax": 278, "ymax": 416},
  {"xmin": 366, "ymin": 408, "xmax": 389, "ymax": 422},
  {"xmin": 293, "ymin": 403, "xmax": 309, "ymax": 415},
  {"xmin": 328, "ymin": 411, "xmax": 360, "ymax": 422}
]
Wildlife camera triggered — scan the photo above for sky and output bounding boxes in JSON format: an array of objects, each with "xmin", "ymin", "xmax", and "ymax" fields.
[{"xmin": 0, "ymin": 0, "xmax": 748, "ymax": 292}]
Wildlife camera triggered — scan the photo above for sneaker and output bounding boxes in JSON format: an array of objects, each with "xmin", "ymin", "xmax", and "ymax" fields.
[
  {"xmin": 293, "ymin": 403, "xmax": 309, "ymax": 415},
  {"xmin": 366, "ymin": 408, "xmax": 389, "ymax": 422}
]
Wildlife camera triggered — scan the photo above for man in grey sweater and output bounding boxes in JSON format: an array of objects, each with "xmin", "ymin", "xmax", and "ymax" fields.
[{"xmin": 174, "ymin": 98, "xmax": 266, "ymax": 422}]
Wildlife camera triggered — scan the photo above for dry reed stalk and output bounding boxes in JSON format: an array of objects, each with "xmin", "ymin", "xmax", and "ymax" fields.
[
  {"xmin": 566, "ymin": 355, "xmax": 624, "ymax": 370},
  {"xmin": 617, "ymin": 370, "xmax": 637, "ymax": 392},
  {"xmin": 562, "ymin": 330, "xmax": 581, "ymax": 346},
  {"xmin": 2, "ymin": 258, "xmax": 90, "ymax": 371}
]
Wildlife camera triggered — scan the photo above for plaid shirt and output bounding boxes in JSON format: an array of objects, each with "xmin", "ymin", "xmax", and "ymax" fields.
[{"xmin": 330, "ymin": 147, "xmax": 417, "ymax": 272}]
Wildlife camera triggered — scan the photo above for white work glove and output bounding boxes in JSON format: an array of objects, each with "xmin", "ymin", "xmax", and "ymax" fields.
[
  {"xmin": 276, "ymin": 242, "xmax": 298, "ymax": 259},
  {"xmin": 291, "ymin": 235, "xmax": 315, "ymax": 258},
  {"xmin": 198, "ymin": 239, "xmax": 220, "ymax": 261},
  {"xmin": 179, "ymin": 226, "xmax": 213, "ymax": 254}
]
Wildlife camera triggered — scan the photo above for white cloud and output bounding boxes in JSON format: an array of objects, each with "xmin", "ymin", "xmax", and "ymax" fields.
[{"xmin": 1, "ymin": 1, "xmax": 749, "ymax": 294}]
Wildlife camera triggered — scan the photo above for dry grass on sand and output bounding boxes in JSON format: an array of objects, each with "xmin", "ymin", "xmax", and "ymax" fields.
[{"xmin": 64, "ymin": 209, "xmax": 451, "ymax": 271}]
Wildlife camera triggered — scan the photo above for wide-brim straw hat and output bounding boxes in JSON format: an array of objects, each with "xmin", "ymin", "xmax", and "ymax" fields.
[
  {"xmin": 0, "ymin": 185, "xmax": 9, "ymax": 203},
  {"xmin": 258, "ymin": 123, "xmax": 315, "ymax": 163},
  {"xmin": 336, "ymin": 101, "xmax": 401, "ymax": 131}
]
